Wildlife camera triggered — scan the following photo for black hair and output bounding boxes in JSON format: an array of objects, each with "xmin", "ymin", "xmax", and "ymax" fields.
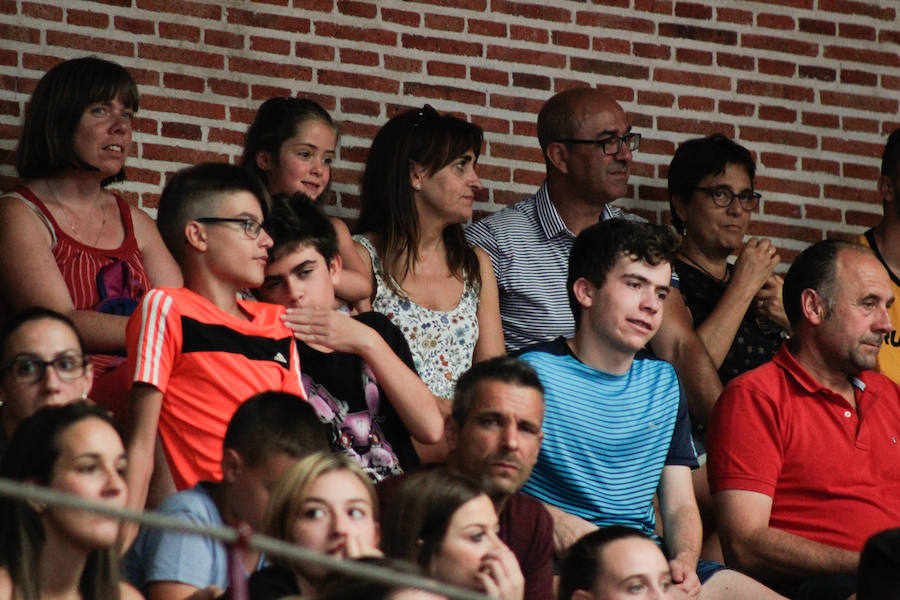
[
  {"xmin": 0, "ymin": 306, "xmax": 86, "ymax": 365},
  {"xmin": 319, "ymin": 557, "xmax": 433, "ymax": 600},
  {"xmin": 264, "ymin": 193, "xmax": 338, "ymax": 264},
  {"xmin": 882, "ymin": 128, "xmax": 900, "ymax": 179},
  {"xmin": 559, "ymin": 526, "xmax": 658, "ymax": 600},
  {"xmin": 858, "ymin": 527, "xmax": 900, "ymax": 600},
  {"xmin": 782, "ymin": 239, "xmax": 864, "ymax": 327},
  {"xmin": 451, "ymin": 355, "xmax": 544, "ymax": 427}
]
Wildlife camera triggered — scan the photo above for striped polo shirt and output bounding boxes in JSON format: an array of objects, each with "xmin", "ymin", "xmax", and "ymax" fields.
[{"xmin": 465, "ymin": 182, "xmax": 653, "ymax": 352}]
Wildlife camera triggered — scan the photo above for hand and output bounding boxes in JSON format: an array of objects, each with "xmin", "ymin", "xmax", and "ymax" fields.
[
  {"xmin": 668, "ymin": 557, "xmax": 701, "ymax": 599},
  {"xmin": 754, "ymin": 274, "xmax": 791, "ymax": 332},
  {"xmin": 732, "ymin": 238, "xmax": 780, "ymax": 296},
  {"xmin": 185, "ymin": 585, "xmax": 224, "ymax": 600},
  {"xmin": 477, "ymin": 546, "xmax": 525, "ymax": 600},
  {"xmin": 282, "ymin": 307, "xmax": 372, "ymax": 354},
  {"xmin": 344, "ymin": 531, "xmax": 383, "ymax": 559}
]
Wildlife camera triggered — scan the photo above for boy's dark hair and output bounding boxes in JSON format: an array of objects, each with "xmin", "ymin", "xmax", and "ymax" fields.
[
  {"xmin": 567, "ymin": 219, "xmax": 679, "ymax": 327},
  {"xmin": 319, "ymin": 557, "xmax": 430, "ymax": 600},
  {"xmin": 667, "ymin": 134, "xmax": 756, "ymax": 233},
  {"xmin": 559, "ymin": 526, "xmax": 658, "ymax": 600},
  {"xmin": 156, "ymin": 162, "xmax": 271, "ymax": 262},
  {"xmin": 223, "ymin": 391, "xmax": 329, "ymax": 467},
  {"xmin": 264, "ymin": 193, "xmax": 338, "ymax": 263},
  {"xmin": 782, "ymin": 239, "xmax": 866, "ymax": 327},
  {"xmin": 858, "ymin": 527, "xmax": 900, "ymax": 600},
  {"xmin": 16, "ymin": 56, "xmax": 139, "ymax": 186},
  {"xmin": 452, "ymin": 356, "xmax": 544, "ymax": 427},
  {"xmin": 881, "ymin": 128, "xmax": 900, "ymax": 180},
  {"xmin": 0, "ymin": 306, "xmax": 86, "ymax": 365}
]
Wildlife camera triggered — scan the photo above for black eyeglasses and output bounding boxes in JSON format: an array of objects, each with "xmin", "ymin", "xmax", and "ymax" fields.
[
  {"xmin": 3, "ymin": 353, "xmax": 90, "ymax": 384},
  {"xmin": 694, "ymin": 186, "xmax": 761, "ymax": 210},
  {"xmin": 555, "ymin": 132, "xmax": 641, "ymax": 155},
  {"xmin": 196, "ymin": 218, "xmax": 264, "ymax": 239}
]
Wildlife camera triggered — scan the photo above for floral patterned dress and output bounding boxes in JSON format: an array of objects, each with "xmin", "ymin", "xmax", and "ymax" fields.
[{"xmin": 354, "ymin": 235, "xmax": 480, "ymax": 399}]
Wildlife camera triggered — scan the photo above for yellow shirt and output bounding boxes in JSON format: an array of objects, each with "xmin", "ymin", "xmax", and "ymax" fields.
[{"xmin": 859, "ymin": 231, "xmax": 900, "ymax": 385}]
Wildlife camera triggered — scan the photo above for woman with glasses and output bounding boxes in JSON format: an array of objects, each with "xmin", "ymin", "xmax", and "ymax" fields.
[
  {"xmin": 353, "ymin": 105, "xmax": 504, "ymax": 461},
  {"xmin": 0, "ymin": 307, "xmax": 92, "ymax": 455},
  {"xmin": 668, "ymin": 134, "xmax": 788, "ymax": 386},
  {"xmin": 0, "ymin": 57, "xmax": 182, "ymax": 419}
]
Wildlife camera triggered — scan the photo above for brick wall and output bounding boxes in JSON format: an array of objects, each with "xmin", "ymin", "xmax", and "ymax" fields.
[{"xmin": 1, "ymin": 0, "xmax": 898, "ymax": 261}]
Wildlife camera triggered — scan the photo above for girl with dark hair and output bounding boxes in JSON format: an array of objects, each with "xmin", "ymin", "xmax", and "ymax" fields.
[
  {"xmin": 0, "ymin": 56, "xmax": 182, "ymax": 417},
  {"xmin": 241, "ymin": 96, "xmax": 370, "ymax": 309},
  {"xmin": 0, "ymin": 402, "xmax": 140, "ymax": 600},
  {"xmin": 352, "ymin": 105, "xmax": 504, "ymax": 447},
  {"xmin": 381, "ymin": 470, "xmax": 523, "ymax": 600}
]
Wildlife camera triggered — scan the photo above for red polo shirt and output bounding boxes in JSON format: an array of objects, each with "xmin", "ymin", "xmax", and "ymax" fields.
[{"xmin": 709, "ymin": 345, "xmax": 900, "ymax": 551}]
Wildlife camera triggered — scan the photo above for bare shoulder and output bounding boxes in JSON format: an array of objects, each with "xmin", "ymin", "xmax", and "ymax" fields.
[{"xmin": 120, "ymin": 580, "xmax": 145, "ymax": 600}]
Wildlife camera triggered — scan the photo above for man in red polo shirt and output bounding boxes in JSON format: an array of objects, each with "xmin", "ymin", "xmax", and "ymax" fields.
[{"xmin": 708, "ymin": 239, "xmax": 900, "ymax": 600}]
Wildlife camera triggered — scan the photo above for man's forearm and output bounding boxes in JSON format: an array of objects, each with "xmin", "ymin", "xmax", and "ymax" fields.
[
  {"xmin": 659, "ymin": 333, "xmax": 721, "ymax": 426},
  {"xmin": 541, "ymin": 502, "xmax": 598, "ymax": 553}
]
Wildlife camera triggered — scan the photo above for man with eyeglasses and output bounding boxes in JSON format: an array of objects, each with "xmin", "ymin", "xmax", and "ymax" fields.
[{"xmin": 857, "ymin": 128, "xmax": 900, "ymax": 385}]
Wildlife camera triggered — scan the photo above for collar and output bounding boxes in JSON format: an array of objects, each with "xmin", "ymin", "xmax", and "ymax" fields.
[
  {"xmin": 535, "ymin": 182, "xmax": 574, "ymax": 240},
  {"xmin": 773, "ymin": 344, "xmax": 867, "ymax": 395}
]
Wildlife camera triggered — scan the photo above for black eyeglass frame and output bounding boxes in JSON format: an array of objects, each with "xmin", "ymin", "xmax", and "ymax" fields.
[
  {"xmin": 554, "ymin": 132, "xmax": 642, "ymax": 156},
  {"xmin": 693, "ymin": 186, "xmax": 762, "ymax": 211},
  {"xmin": 195, "ymin": 217, "xmax": 264, "ymax": 239},
  {"xmin": 2, "ymin": 353, "xmax": 90, "ymax": 383}
]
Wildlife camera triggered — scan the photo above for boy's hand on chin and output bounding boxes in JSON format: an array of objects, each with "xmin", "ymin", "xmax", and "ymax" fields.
[{"xmin": 282, "ymin": 308, "xmax": 373, "ymax": 354}]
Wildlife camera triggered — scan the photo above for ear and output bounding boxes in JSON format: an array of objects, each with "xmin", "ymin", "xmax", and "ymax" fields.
[
  {"xmin": 879, "ymin": 175, "xmax": 895, "ymax": 205},
  {"xmin": 670, "ymin": 193, "xmax": 689, "ymax": 225},
  {"xmin": 800, "ymin": 288, "xmax": 827, "ymax": 325},
  {"xmin": 185, "ymin": 220, "xmax": 208, "ymax": 252},
  {"xmin": 546, "ymin": 142, "xmax": 570, "ymax": 175},
  {"xmin": 571, "ymin": 589, "xmax": 595, "ymax": 600},
  {"xmin": 328, "ymin": 253, "xmax": 343, "ymax": 288},
  {"xmin": 221, "ymin": 448, "xmax": 243, "ymax": 484},
  {"xmin": 572, "ymin": 277, "xmax": 596, "ymax": 310},
  {"xmin": 409, "ymin": 161, "xmax": 427, "ymax": 193},
  {"xmin": 256, "ymin": 150, "xmax": 274, "ymax": 173}
]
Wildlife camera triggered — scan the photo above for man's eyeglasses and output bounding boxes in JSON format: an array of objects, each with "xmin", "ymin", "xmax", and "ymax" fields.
[
  {"xmin": 3, "ymin": 354, "xmax": 89, "ymax": 384},
  {"xmin": 694, "ymin": 186, "xmax": 761, "ymax": 211},
  {"xmin": 196, "ymin": 218, "xmax": 264, "ymax": 239},
  {"xmin": 555, "ymin": 132, "xmax": 641, "ymax": 156}
]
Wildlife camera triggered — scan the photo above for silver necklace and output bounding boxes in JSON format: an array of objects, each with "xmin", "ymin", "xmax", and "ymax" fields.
[{"xmin": 46, "ymin": 181, "xmax": 107, "ymax": 247}]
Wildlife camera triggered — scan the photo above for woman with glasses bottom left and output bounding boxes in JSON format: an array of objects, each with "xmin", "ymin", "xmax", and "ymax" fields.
[
  {"xmin": 0, "ymin": 307, "xmax": 92, "ymax": 456},
  {"xmin": 0, "ymin": 402, "xmax": 141, "ymax": 600}
]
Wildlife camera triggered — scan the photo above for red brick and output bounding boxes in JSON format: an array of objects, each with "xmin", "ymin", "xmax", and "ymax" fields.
[
  {"xmin": 553, "ymin": 77, "xmax": 595, "ymax": 93},
  {"xmin": 630, "ymin": 111, "xmax": 653, "ymax": 129},
  {"xmin": 805, "ymin": 204, "xmax": 842, "ymax": 222},
  {"xmin": 845, "ymin": 211, "xmax": 881, "ymax": 227},
  {"xmin": 655, "ymin": 68, "xmax": 731, "ymax": 91},
  {"xmin": 880, "ymin": 30, "xmax": 900, "ymax": 46},
  {"xmin": 633, "ymin": 42, "xmax": 670, "ymax": 60},
  {"xmin": 759, "ymin": 105, "xmax": 797, "ymax": 123},
  {"xmin": 759, "ymin": 58, "xmax": 795, "ymax": 77},
  {"xmin": 0, "ymin": 0, "xmax": 13, "ymax": 14},
  {"xmin": 405, "ymin": 34, "xmax": 480, "ymax": 56},
  {"xmin": 764, "ymin": 201, "xmax": 802, "ymax": 219},
  {"xmin": 512, "ymin": 120, "xmax": 537, "ymax": 138},
  {"xmin": 675, "ymin": 2, "xmax": 712, "ymax": 19},
  {"xmin": 0, "ymin": 99, "xmax": 19, "ymax": 117},
  {"xmin": 127, "ymin": 167, "xmax": 161, "ymax": 186},
  {"xmin": 575, "ymin": 11, "xmax": 655, "ymax": 34},
  {"xmin": 719, "ymin": 100, "xmax": 755, "ymax": 117},
  {"xmin": 337, "ymin": 0, "xmax": 376, "ymax": 18},
  {"xmin": 320, "ymin": 70, "xmax": 397, "ymax": 94},
  {"xmin": 512, "ymin": 168, "xmax": 544, "ymax": 187},
  {"xmin": 0, "ymin": 49, "xmax": 14, "ymax": 67},
  {"xmin": 825, "ymin": 183, "xmax": 878, "ymax": 203},
  {"xmin": 208, "ymin": 78, "xmax": 249, "ymax": 99},
  {"xmin": 115, "ymin": 16, "xmax": 155, "ymax": 36},
  {"xmin": 757, "ymin": 13, "xmax": 794, "ymax": 30},
  {"xmin": 0, "ymin": 24, "xmax": 40, "ymax": 43},
  {"xmin": 761, "ymin": 152, "xmax": 797, "ymax": 170},
  {"xmin": 48, "ymin": 31, "xmax": 133, "ymax": 57},
  {"xmin": 821, "ymin": 137, "xmax": 884, "ymax": 158},
  {"xmin": 475, "ymin": 163, "xmax": 511, "ymax": 183},
  {"xmin": 141, "ymin": 95, "xmax": 226, "ymax": 119},
  {"xmin": 491, "ymin": 190, "xmax": 525, "ymax": 206},
  {"xmin": 228, "ymin": 9, "xmax": 310, "ymax": 34},
  {"xmin": 342, "ymin": 48, "xmax": 380, "ymax": 67},
  {"xmin": 385, "ymin": 55, "xmax": 422, "ymax": 73},
  {"xmin": 882, "ymin": 75, "xmax": 900, "ymax": 90},
  {"xmin": 634, "ymin": 0, "xmax": 673, "ymax": 14},
  {"xmin": 204, "ymin": 29, "xmax": 244, "ymax": 49},
  {"xmin": 736, "ymin": 80, "xmax": 814, "ymax": 102},
  {"xmin": 637, "ymin": 184, "xmax": 667, "ymax": 203},
  {"xmin": 490, "ymin": 95, "xmax": 544, "ymax": 116},
  {"xmin": 553, "ymin": 31, "xmax": 590, "ymax": 50},
  {"xmin": 839, "ymin": 22, "xmax": 876, "ymax": 40},
  {"xmin": 717, "ymin": 7, "xmax": 752, "ymax": 24},
  {"xmin": 825, "ymin": 45, "xmax": 900, "ymax": 67},
  {"xmin": 571, "ymin": 57, "xmax": 649, "ymax": 80},
  {"xmin": 513, "ymin": 72, "xmax": 551, "ymax": 91},
  {"xmin": 470, "ymin": 115, "xmax": 509, "ymax": 135},
  {"xmin": 493, "ymin": 0, "xmax": 570, "ymax": 22},
  {"xmin": 593, "ymin": 37, "xmax": 630, "ymax": 54},
  {"xmin": 821, "ymin": 91, "xmax": 898, "ymax": 114},
  {"xmin": 740, "ymin": 126, "xmax": 817, "ymax": 149},
  {"xmin": 296, "ymin": 41, "xmax": 336, "ymax": 62},
  {"xmin": 799, "ymin": 18, "xmax": 836, "ymax": 35},
  {"xmin": 338, "ymin": 98, "xmax": 378, "ymax": 118},
  {"xmin": 818, "ymin": 0, "xmax": 894, "ymax": 20},
  {"xmin": 799, "ymin": 65, "xmax": 836, "ymax": 82},
  {"xmin": 141, "ymin": 43, "xmax": 223, "ymax": 68},
  {"xmin": 161, "ymin": 122, "xmax": 202, "ymax": 141},
  {"xmin": 750, "ymin": 0, "xmax": 813, "ymax": 8},
  {"xmin": 136, "ymin": 0, "xmax": 221, "ymax": 19},
  {"xmin": 640, "ymin": 139, "xmax": 676, "ymax": 158},
  {"xmin": 657, "ymin": 116, "xmax": 734, "ymax": 137},
  {"xmin": 230, "ymin": 57, "xmax": 311, "ymax": 81},
  {"xmin": 133, "ymin": 117, "xmax": 156, "ymax": 135},
  {"xmin": 717, "ymin": 52, "xmax": 754, "ymax": 70},
  {"xmin": 659, "ymin": 23, "xmax": 737, "ymax": 45},
  {"xmin": 802, "ymin": 157, "xmax": 840, "ymax": 175},
  {"xmin": 741, "ymin": 33, "xmax": 817, "ymax": 56},
  {"xmin": 22, "ymin": 2, "xmax": 62, "ymax": 20},
  {"xmin": 468, "ymin": 19, "xmax": 506, "ymax": 38},
  {"xmin": 471, "ymin": 67, "xmax": 508, "ymax": 86},
  {"xmin": 487, "ymin": 45, "xmax": 565, "ymax": 68},
  {"xmin": 425, "ymin": 13, "xmax": 464, "ymax": 32},
  {"xmin": 404, "ymin": 82, "xmax": 485, "ymax": 107},
  {"xmin": 676, "ymin": 48, "xmax": 712, "ymax": 65},
  {"xmin": 159, "ymin": 22, "xmax": 200, "ymax": 42},
  {"xmin": 510, "ymin": 24, "xmax": 548, "ymax": 43},
  {"xmin": 841, "ymin": 69, "xmax": 877, "ymax": 86},
  {"xmin": 639, "ymin": 91, "xmax": 674, "ymax": 107},
  {"xmin": 383, "ymin": 8, "xmax": 420, "ymax": 27},
  {"xmin": 802, "ymin": 111, "xmax": 839, "ymax": 128},
  {"xmin": 843, "ymin": 162, "xmax": 880, "ymax": 179},
  {"xmin": 678, "ymin": 96, "xmax": 713, "ymax": 111},
  {"xmin": 250, "ymin": 36, "xmax": 291, "ymax": 55},
  {"xmin": 67, "ymin": 9, "xmax": 109, "ymax": 28},
  {"xmin": 163, "ymin": 73, "xmax": 205, "ymax": 93},
  {"xmin": 143, "ymin": 143, "xmax": 228, "ymax": 165}
]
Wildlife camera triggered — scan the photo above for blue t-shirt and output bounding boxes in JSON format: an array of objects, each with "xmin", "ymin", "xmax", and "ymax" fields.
[{"xmin": 520, "ymin": 338, "xmax": 697, "ymax": 535}]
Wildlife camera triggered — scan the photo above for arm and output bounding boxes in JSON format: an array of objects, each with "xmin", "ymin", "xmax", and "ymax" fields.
[
  {"xmin": 126, "ymin": 384, "xmax": 164, "ymax": 515},
  {"xmin": 132, "ymin": 205, "xmax": 183, "ymax": 288},
  {"xmin": 282, "ymin": 309, "xmax": 443, "ymax": 444},
  {"xmin": 329, "ymin": 217, "xmax": 372, "ymax": 306},
  {"xmin": 755, "ymin": 274, "xmax": 791, "ymax": 333},
  {"xmin": 649, "ymin": 287, "xmax": 722, "ymax": 426},
  {"xmin": 657, "ymin": 465, "xmax": 702, "ymax": 599},
  {"xmin": 716, "ymin": 489, "xmax": 859, "ymax": 582},
  {"xmin": 472, "ymin": 246, "xmax": 505, "ymax": 362},
  {"xmin": 541, "ymin": 502, "xmax": 598, "ymax": 554},
  {"xmin": 692, "ymin": 239, "xmax": 779, "ymax": 366}
]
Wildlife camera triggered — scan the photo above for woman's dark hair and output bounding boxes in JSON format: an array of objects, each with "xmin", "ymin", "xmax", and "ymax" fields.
[
  {"xmin": 240, "ymin": 96, "xmax": 336, "ymax": 198},
  {"xmin": 356, "ymin": 105, "xmax": 484, "ymax": 293},
  {"xmin": 381, "ymin": 469, "xmax": 484, "ymax": 569},
  {"xmin": 0, "ymin": 402, "xmax": 123, "ymax": 600},
  {"xmin": 0, "ymin": 306, "xmax": 86, "ymax": 365},
  {"xmin": 558, "ymin": 526, "xmax": 658, "ymax": 600},
  {"xmin": 15, "ymin": 56, "xmax": 139, "ymax": 186},
  {"xmin": 667, "ymin": 134, "xmax": 756, "ymax": 233}
]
